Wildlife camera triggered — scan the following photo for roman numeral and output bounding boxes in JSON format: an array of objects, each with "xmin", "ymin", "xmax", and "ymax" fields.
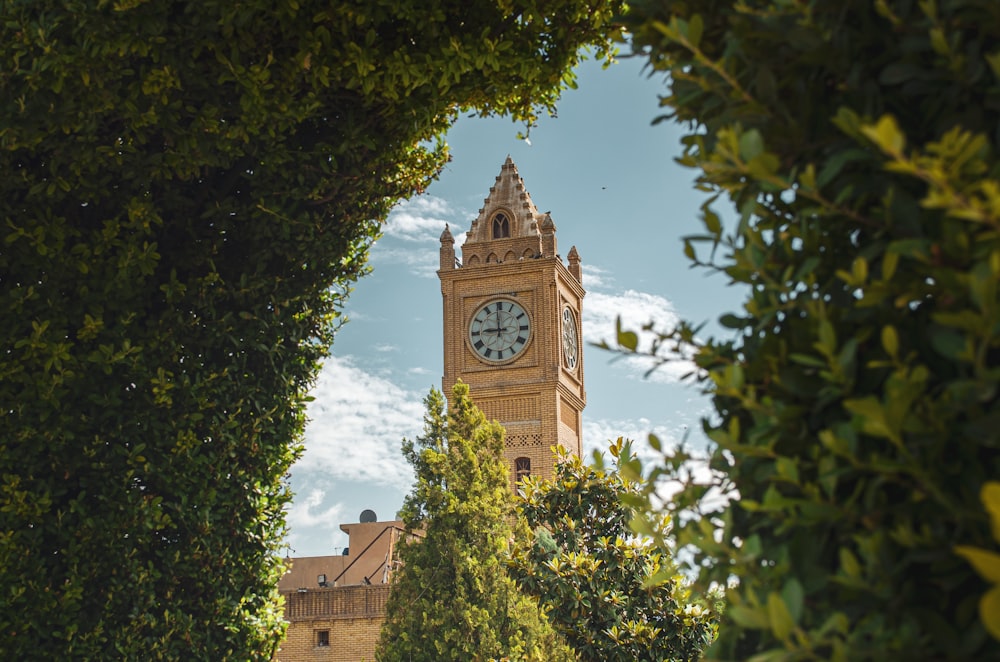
[{"xmin": 474, "ymin": 340, "xmax": 484, "ymax": 350}]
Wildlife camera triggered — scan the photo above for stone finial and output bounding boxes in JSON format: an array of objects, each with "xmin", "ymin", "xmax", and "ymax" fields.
[
  {"xmin": 568, "ymin": 245, "xmax": 582, "ymax": 282},
  {"xmin": 439, "ymin": 223, "xmax": 456, "ymax": 271},
  {"xmin": 540, "ymin": 212, "xmax": 556, "ymax": 233},
  {"xmin": 541, "ymin": 213, "xmax": 556, "ymax": 257},
  {"xmin": 440, "ymin": 223, "xmax": 454, "ymax": 244}
]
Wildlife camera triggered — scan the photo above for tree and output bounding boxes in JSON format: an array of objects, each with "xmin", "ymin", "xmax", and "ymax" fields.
[
  {"xmin": 0, "ymin": 2, "xmax": 622, "ymax": 657},
  {"xmin": 510, "ymin": 439, "xmax": 717, "ymax": 661},
  {"xmin": 615, "ymin": 1, "xmax": 1000, "ymax": 659},
  {"xmin": 376, "ymin": 383, "xmax": 572, "ymax": 662}
]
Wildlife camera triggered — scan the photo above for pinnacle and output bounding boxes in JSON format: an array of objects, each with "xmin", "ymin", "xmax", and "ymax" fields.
[{"xmin": 440, "ymin": 223, "xmax": 454, "ymax": 243}]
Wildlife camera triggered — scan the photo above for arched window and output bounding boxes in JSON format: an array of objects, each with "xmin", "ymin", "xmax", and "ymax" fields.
[
  {"xmin": 515, "ymin": 457, "xmax": 531, "ymax": 482},
  {"xmin": 492, "ymin": 213, "xmax": 510, "ymax": 239}
]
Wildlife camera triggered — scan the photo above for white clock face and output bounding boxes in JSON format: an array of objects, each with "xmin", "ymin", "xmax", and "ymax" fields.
[
  {"xmin": 468, "ymin": 299, "xmax": 531, "ymax": 362},
  {"xmin": 562, "ymin": 306, "xmax": 578, "ymax": 369}
]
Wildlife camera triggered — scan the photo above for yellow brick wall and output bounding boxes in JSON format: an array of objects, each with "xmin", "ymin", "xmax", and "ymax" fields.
[
  {"xmin": 439, "ymin": 255, "xmax": 586, "ymax": 483},
  {"xmin": 275, "ymin": 585, "xmax": 389, "ymax": 662},
  {"xmin": 274, "ymin": 616, "xmax": 384, "ymax": 662}
]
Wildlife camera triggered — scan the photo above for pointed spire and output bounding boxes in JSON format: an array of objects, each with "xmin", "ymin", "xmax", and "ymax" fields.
[{"xmin": 466, "ymin": 157, "xmax": 541, "ymax": 243}]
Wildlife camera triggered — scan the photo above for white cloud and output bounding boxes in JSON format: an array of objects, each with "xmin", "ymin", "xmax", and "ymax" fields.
[
  {"xmin": 298, "ymin": 355, "xmax": 425, "ymax": 491},
  {"xmin": 371, "ymin": 246, "xmax": 440, "ymax": 278},
  {"xmin": 283, "ymin": 488, "xmax": 350, "ymax": 557},
  {"xmin": 581, "ymin": 263, "xmax": 612, "ymax": 289},
  {"xmin": 285, "ymin": 488, "xmax": 345, "ymax": 530},
  {"xmin": 383, "ymin": 196, "xmax": 454, "ymax": 242},
  {"xmin": 374, "ymin": 195, "xmax": 470, "ymax": 277},
  {"xmin": 583, "ymin": 289, "xmax": 697, "ymax": 383}
]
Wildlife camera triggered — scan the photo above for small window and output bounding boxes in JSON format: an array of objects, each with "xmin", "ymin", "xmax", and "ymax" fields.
[
  {"xmin": 515, "ymin": 457, "xmax": 531, "ymax": 482},
  {"xmin": 316, "ymin": 630, "xmax": 330, "ymax": 647},
  {"xmin": 492, "ymin": 213, "xmax": 510, "ymax": 239}
]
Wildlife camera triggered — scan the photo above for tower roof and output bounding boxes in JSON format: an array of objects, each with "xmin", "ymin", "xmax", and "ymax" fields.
[{"xmin": 465, "ymin": 156, "xmax": 544, "ymax": 244}]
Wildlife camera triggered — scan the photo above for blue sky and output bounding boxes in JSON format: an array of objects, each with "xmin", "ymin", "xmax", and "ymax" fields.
[{"xmin": 283, "ymin": 54, "xmax": 743, "ymax": 557}]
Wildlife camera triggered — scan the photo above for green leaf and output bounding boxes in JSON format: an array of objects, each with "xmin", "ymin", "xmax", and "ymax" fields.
[
  {"xmin": 703, "ymin": 207, "xmax": 722, "ymax": 235},
  {"xmin": 740, "ymin": 129, "xmax": 765, "ymax": 162},
  {"xmin": 882, "ymin": 251, "xmax": 899, "ymax": 280},
  {"xmin": 767, "ymin": 592, "xmax": 795, "ymax": 640},
  {"xmin": 844, "ymin": 396, "xmax": 897, "ymax": 443},
  {"xmin": 720, "ymin": 313, "xmax": 746, "ymax": 329},
  {"xmin": 781, "ymin": 578, "xmax": 804, "ymax": 624},
  {"xmin": 840, "ymin": 547, "xmax": 862, "ymax": 578},
  {"xmin": 929, "ymin": 326, "xmax": 968, "ymax": 360},
  {"xmin": 987, "ymin": 52, "xmax": 1000, "ymax": 79},
  {"xmin": 954, "ymin": 546, "xmax": 1000, "ymax": 583},
  {"xmin": 687, "ymin": 14, "xmax": 704, "ymax": 48},
  {"xmin": 981, "ymin": 586, "xmax": 1000, "ymax": 641},
  {"xmin": 617, "ymin": 329, "xmax": 638, "ymax": 351},
  {"xmin": 816, "ymin": 148, "xmax": 870, "ymax": 188},
  {"xmin": 881, "ymin": 325, "xmax": 899, "ymax": 359},
  {"xmin": 851, "ymin": 257, "xmax": 868, "ymax": 283},
  {"xmin": 861, "ymin": 114, "xmax": 906, "ymax": 154},
  {"xmin": 728, "ymin": 605, "xmax": 770, "ymax": 630},
  {"xmin": 775, "ymin": 457, "xmax": 799, "ymax": 483},
  {"xmin": 816, "ymin": 320, "xmax": 837, "ymax": 356},
  {"xmin": 982, "ymin": 483, "xmax": 1000, "ymax": 541}
]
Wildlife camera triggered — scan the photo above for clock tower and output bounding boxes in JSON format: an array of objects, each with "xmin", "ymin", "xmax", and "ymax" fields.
[{"xmin": 438, "ymin": 157, "xmax": 585, "ymax": 487}]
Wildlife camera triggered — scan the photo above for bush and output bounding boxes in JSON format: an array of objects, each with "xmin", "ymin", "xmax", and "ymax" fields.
[{"xmin": 620, "ymin": 1, "xmax": 1000, "ymax": 658}]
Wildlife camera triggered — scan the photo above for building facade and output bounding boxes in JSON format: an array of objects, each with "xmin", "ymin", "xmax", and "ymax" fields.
[
  {"xmin": 274, "ymin": 517, "xmax": 409, "ymax": 662},
  {"xmin": 275, "ymin": 157, "xmax": 584, "ymax": 660},
  {"xmin": 438, "ymin": 155, "xmax": 586, "ymax": 488}
]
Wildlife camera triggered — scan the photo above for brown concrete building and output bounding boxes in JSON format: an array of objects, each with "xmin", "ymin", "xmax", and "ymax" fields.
[{"xmin": 275, "ymin": 157, "xmax": 585, "ymax": 661}]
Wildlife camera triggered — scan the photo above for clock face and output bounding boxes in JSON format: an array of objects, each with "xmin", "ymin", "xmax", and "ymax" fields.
[
  {"xmin": 468, "ymin": 299, "xmax": 531, "ymax": 363},
  {"xmin": 562, "ymin": 306, "xmax": 579, "ymax": 370}
]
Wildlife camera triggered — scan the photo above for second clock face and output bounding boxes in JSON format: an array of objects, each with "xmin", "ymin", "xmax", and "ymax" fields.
[
  {"xmin": 468, "ymin": 299, "xmax": 531, "ymax": 363},
  {"xmin": 562, "ymin": 306, "xmax": 579, "ymax": 370}
]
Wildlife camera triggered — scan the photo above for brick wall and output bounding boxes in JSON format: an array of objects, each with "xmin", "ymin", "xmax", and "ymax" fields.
[{"xmin": 274, "ymin": 585, "xmax": 390, "ymax": 662}]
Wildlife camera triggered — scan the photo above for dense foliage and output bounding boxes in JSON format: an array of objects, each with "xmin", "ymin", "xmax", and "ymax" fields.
[
  {"xmin": 616, "ymin": 0, "xmax": 1000, "ymax": 659},
  {"xmin": 377, "ymin": 384, "xmax": 571, "ymax": 662},
  {"xmin": 510, "ymin": 439, "xmax": 718, "ymax": 661},
  {"xmin": 0, "ymin": 1, "xmax": 622, "ymax": 658}
]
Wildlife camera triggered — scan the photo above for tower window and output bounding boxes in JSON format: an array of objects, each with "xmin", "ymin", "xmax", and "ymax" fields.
[
  {"xmin": 492, "ymin": 213, "xmax": 510, "ymax": 239},
  {"xmin": 316, "ymin": 630, "xmax": 330, "ymax": 647},
  {"xmin": 515, "ymin": 457, "xmax": 531, "ymax": 482}
]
